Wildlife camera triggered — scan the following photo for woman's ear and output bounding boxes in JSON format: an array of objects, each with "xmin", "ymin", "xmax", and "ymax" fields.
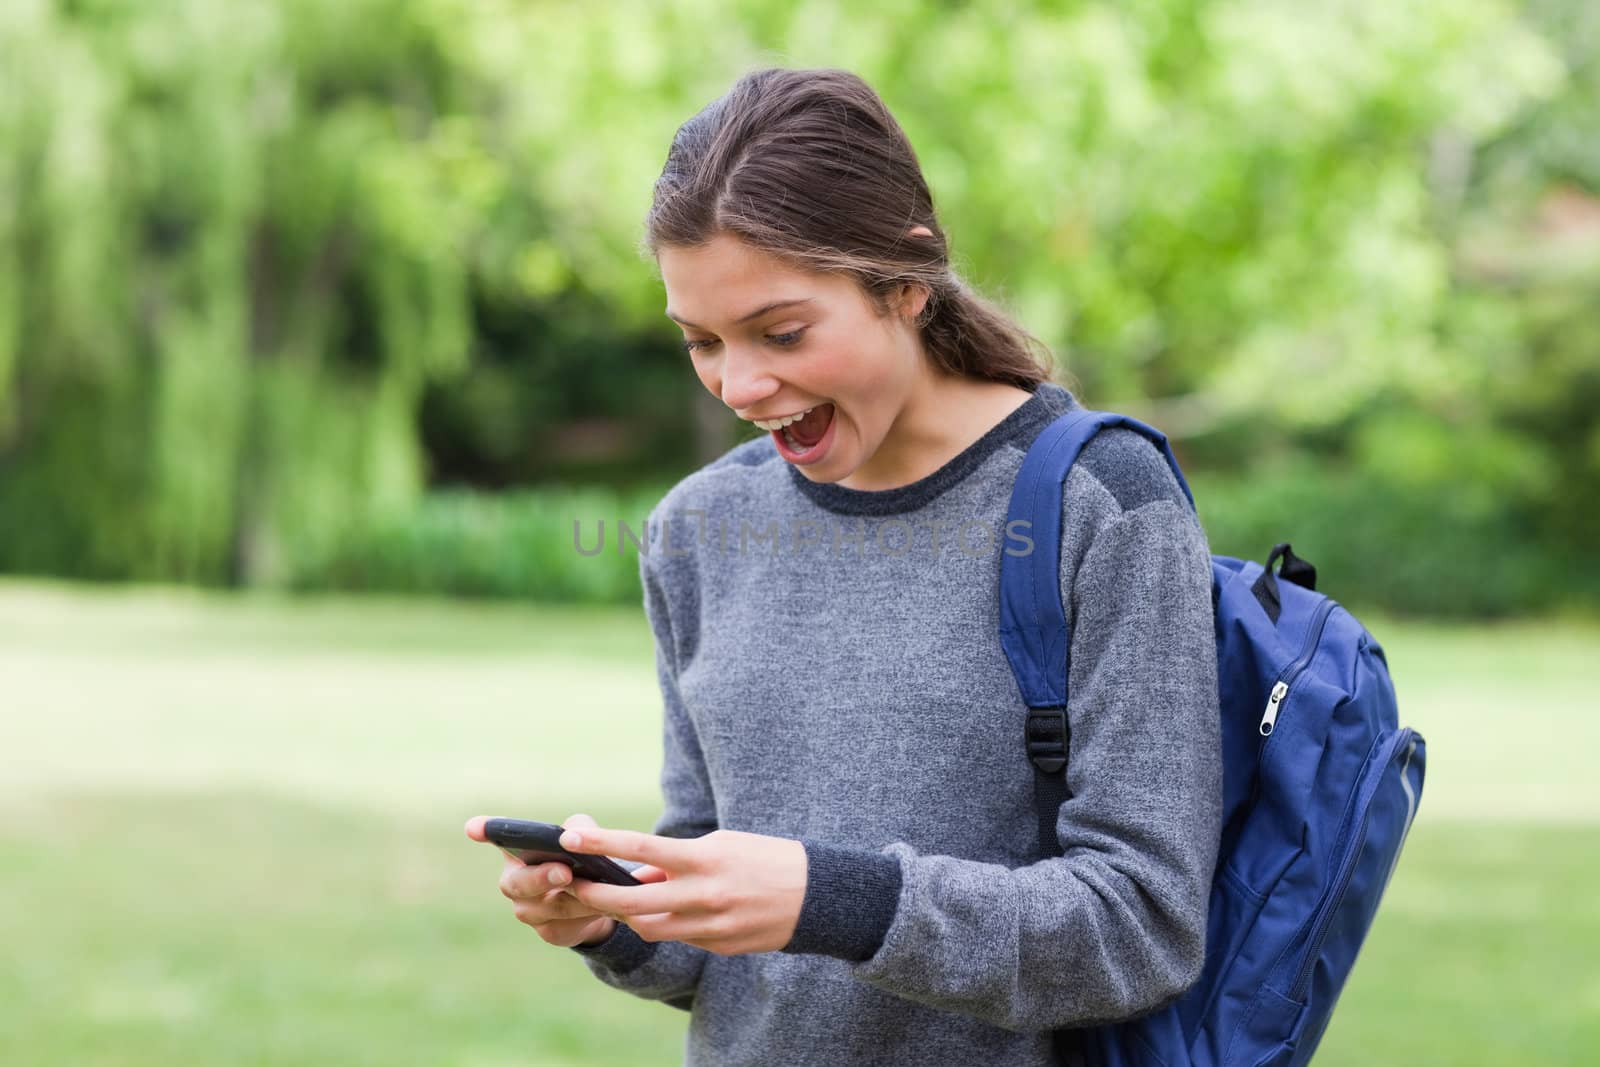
[{"xmin": 896, "ymin": 282, "xmax": 931, "ymax": 321}]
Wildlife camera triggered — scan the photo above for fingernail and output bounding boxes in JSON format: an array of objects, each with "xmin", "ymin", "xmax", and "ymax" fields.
[
  {"xmin": 560, "ymin": 831, "xmax": 581, "ymax": 848},
  {"xmin": 551, "ymin": 868, "xmax": 570, "ymax": 886}
]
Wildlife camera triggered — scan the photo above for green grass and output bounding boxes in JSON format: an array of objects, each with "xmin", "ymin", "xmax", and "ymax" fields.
[{"xmin": 1, "ymin": 578, "xmax": 1597, "ymax": 1065}]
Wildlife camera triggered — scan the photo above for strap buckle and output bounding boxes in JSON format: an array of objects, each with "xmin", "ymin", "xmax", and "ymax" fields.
[{"xmin": 1025, "ymin": 706, "xmax": 1068, "ymax": 774}]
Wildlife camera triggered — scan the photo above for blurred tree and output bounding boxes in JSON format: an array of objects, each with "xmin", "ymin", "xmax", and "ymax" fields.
[
  {"xmin": 0, "ymin": 0, "xmax": 509, "ymax": 582},
  {"xmin": 432, "ymin": 0, "xmax": 1568, "ymax": 449},
  {"xmin": 1443, "ymin": 0, "xmax": 1600, "ymax": 563},
  {"xmin": 0, "ymin": 0, "xmax": 1592, "ymax": 603}
]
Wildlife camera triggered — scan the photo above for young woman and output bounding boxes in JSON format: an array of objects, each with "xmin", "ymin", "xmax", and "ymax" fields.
[{"xmin": 466, "ymin": 66, "xmax": 1222, "ymax": 1067}]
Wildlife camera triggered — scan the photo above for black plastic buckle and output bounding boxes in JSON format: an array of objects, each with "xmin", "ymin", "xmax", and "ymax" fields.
[{"xmin": 1025, "ymin": 706, "xmax": 1068, "ymax": 774}]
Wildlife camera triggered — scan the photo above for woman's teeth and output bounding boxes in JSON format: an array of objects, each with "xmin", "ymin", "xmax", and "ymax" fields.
[{"xmin": 753, "ymin": 408, "xmax": 812, "ymax": 431}]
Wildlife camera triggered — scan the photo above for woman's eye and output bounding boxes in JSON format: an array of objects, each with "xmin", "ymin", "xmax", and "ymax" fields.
[{"xmin": 680, "ymin": 328, "xmax": 807, "ymax": 354}]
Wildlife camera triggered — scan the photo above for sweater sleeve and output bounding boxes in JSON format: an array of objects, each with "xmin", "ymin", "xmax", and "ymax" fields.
[
  {"xmin": 568, "ymin": 533, "xmax": 716, "ymax": 1010},
  {"xmin": 780, "ymin": 495, "xmax": 1223, "ymax": 1032}
]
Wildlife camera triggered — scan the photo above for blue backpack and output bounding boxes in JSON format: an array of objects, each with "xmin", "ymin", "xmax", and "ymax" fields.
[{"xmin": 999, "ymin": 409, "xmax": 1427, "ymax": 1067}]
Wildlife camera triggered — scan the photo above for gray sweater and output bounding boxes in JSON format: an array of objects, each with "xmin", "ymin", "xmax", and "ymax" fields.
[{"xmin": 570, "ymin": 381, "xmax": 1223, "ymax": 1066}]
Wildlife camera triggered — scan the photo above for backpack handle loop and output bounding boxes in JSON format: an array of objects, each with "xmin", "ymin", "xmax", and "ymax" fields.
[{"xmin": 1251, "ymin": 542, "xmax": 1319, "ymax": 625}]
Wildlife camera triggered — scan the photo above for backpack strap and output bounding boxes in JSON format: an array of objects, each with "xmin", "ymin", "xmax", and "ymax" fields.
[{"xmin": 1000, "ymin": 408, "xmax": 1196, "ymax": 854}]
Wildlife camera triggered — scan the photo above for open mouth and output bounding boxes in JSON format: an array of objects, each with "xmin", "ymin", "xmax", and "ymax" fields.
[{"xmin": 772, "ymin": 402, "xmax": 836, "ymax": 465}]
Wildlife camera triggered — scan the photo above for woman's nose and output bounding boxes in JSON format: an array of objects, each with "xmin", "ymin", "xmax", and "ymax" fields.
[{"xmin": 718, "ymin": 346, "xmax": 780, "ymax": 412}]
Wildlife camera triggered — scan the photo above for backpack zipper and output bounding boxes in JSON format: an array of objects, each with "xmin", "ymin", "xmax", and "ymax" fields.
[
  {"xmin": 1259, "ymin": 598, "xmax": 1338, "ymax": 737},
  {"xmin": 1287, "ymin": 728, "xmax": 1418, "ymax": 1002}
]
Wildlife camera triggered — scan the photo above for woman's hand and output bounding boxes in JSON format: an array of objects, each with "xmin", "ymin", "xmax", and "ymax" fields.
[
  {"xmin": 464, "ymin": 813, "xmax": 670, "ymax": 948},
  {"xmin": 556, "ymin": 823, "xmax": 808, "ymax": 956}
]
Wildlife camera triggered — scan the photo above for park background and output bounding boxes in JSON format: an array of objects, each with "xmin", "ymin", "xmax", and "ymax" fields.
[{"xmin": 1, "ymin": 0, "xmax": 1596, "ymax": 1064}]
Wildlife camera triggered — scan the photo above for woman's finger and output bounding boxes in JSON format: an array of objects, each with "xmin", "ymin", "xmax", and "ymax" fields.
[
  {"xmin": 510, "ymin": 882, "xmax": 609, "ymax": 925},
  {"xmin": 568, "ymin": 874, "xmax": 699, "ymax": 918},
  {"xmin": 501, "ymin": 859, "xmax": 575, "ymax": 901},
  {"xmin": 558, "ymin": 825, "xmax": 693, "ymax": 871},
  {"xmin": 513, "ymin": 897, "xmax": 583, "ymax": 928},
  {"xmin": 519, "ymin": 913, "xmax": 617, "ymax": 949}
]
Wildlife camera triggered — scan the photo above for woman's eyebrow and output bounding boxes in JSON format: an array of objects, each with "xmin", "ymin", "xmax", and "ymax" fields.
[{"xmin": 665, "ymin": 298, "xmax": 816, "ymax": 330}]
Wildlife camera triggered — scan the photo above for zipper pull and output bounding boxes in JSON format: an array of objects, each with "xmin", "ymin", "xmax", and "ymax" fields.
[{"xmin": 1260, "ymin": 681, "xmax": 1289, "ymax": 736}]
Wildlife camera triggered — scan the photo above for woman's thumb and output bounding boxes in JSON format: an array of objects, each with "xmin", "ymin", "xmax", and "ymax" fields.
[{"xmin": 563, "ymin": 812, "xmax": 599, "ymax": 830}]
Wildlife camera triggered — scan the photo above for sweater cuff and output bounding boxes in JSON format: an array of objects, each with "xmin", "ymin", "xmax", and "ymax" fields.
[
  {"xmin": 780, "ymin": 839, "xmax": 902, "ymax": 961},
  {"xmin": 568, "ymin": 920, "xmax": 657, "ymax": 974}
]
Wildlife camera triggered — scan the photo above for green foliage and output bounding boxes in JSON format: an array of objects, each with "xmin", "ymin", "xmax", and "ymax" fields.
[
  {"xmin": 0, "ymin": 0, "xmax": 517, "ymax": 584},
  {"xmin": 464, "ymin": 0, "xmax": 1564, "ymax": 427},
  {"xmin": 0, "ymin": 0, "xmax": 1595, "ymax": 616},
  {"xmin": 1192, "ymin": 464, "xmax": 1593, "ymax": 620},
  {"xmin": 286, "ymin": 483, "xmax": 668, "ymax": 604},
  {"xmin": 270, "ymin": 465, "xmax": 1587, "ymax": 620}
]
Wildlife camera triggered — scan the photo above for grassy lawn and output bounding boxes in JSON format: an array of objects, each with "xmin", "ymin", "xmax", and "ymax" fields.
[{"xmin": 1, "ymin": 579, "xmax": 1597, "ymax": 1065}]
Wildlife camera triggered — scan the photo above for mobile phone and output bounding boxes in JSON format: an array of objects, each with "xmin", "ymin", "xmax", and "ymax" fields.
[{"xmin": 482, "ymin": 818, "xmax": 643, "ymax": 887}]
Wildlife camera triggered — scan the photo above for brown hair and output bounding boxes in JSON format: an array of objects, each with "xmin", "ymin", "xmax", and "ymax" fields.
[{"xmin": 640, "ymin": 66, "xmax": 1064, "ymax": 394}]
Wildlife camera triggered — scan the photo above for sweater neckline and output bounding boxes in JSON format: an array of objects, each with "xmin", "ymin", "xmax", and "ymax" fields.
[{"xmin": 786, "ymin": 381, "xmax": 1078, "ymax": 516}]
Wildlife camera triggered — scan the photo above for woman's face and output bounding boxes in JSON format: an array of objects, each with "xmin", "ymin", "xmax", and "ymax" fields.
[{"xmin": 659, "ymin": 233, "xmax": 929, "ymax": 485}]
